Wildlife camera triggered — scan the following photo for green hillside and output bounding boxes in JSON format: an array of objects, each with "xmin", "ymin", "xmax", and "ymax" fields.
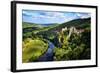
[
  {"xmin": 22, "ymin": 17, "xmax": 91, "ymax": 62},
  {"xmin": 35, "ymin": 18, "xmax": 91, "ymax": 40},
  {"xmin": 23, "ymin": 22, "xmax": 37, "ymax": 28},
  {"xmin": 48, "ymin": 18, "xmax": 91, "ymax": 31},
  {"xmin": 23, "ymin": 18, "xmax": 90, "ymax": 34}
]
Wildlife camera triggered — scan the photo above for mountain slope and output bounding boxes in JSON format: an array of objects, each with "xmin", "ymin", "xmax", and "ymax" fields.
[{"xmin": 49, "ymin": 18, "xmax": 91, "ymax": 31}]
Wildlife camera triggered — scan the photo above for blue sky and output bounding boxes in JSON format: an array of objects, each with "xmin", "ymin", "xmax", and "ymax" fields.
[{"xmin": 22, "ymin": 10, "xmax": 90, "ymax": 24}]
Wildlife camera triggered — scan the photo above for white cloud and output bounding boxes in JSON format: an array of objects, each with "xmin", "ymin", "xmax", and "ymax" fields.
[
  {"xmin": 76, "ymin": 13, "xmax": 91, "ymax": 19},
  {"xmin": 23, "ymin": 10, "xmax": 91, "ymax": 24},
  {"xmin": 38, "ymin": 12, "xmax": 66, "ymax": 19}
]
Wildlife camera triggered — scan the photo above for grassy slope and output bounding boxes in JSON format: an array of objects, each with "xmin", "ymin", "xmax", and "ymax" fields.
[{"xmin": 22, "ymin": 38, "xmax": 48, "ymax": 63}]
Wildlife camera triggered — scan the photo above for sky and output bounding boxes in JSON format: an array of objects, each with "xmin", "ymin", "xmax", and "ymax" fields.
[{"xmin": 22, "ymin": 10, "xmax": 90, "ymax": 24}]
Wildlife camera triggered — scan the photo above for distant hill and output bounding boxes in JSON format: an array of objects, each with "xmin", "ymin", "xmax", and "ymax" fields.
[
  {"xmin": 48, "ymin": 18, "xmax": 91, "ymax": 31},
  {"xmin": 23, "ymin": 22, "xmax": 59, "ymax": 28},
  {"xmin": 36, "ymin": 17, "xmax": 91, "ymax": 35},
  {"xmin": 23, "ymin": 18, "xmax": 91, "ymax": 34},
  {"xmin": 22, "ymin": 22, "xmax": 59, "ymax": 33},
  {"xmin": 23, "ymin": 17, "xmax": 91, "ymax": 41},
  {"xmin": 22, "ymin": 22, "xmax": 43, "ymax": 29},
  {"xmin": 61, "ymin": 17, "xmax": 90, "ymax": 28},
  {"xmin": 41, "ymin": 23, "xmax": 59, "ymax": 27}
]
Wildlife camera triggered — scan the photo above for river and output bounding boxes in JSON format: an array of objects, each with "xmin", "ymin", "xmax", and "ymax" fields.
[{"xmin": 37, "ymin": 41, "xmax": 55, "ymax": 61}]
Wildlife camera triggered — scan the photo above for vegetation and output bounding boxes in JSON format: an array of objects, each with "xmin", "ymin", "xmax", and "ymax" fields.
[
  {"xmin": 22, "ymin": 38, "xmax": 48, "ymax": 63},
  {"xmin": 53, "ymin": 27, "xmax": 91, "ymax": 61},
  {"xmin": 22, "ymin": 18, "xmax": 91, "ymax": 62}
]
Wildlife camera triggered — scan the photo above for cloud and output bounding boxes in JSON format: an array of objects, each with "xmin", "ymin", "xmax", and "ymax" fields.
[
  {"xmin": 22, "ymin": 10, "xmax": 91, "ymax": 24},
  {"xmin": 76, "ymin": 13, "xmax": 91, "ymax": 19},
  {"xmin": 22, "ymin": 11, "xmax": 32, "ymax": 17}
]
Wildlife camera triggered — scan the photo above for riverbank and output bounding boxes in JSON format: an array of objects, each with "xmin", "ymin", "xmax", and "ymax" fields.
[
  {"xmin": 37, "ymin": 40, "xmax": 55, "ymax": 61},
  {"xmin": 22, "ymin": 38, "xmax": 48, "ymax": 63}
]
